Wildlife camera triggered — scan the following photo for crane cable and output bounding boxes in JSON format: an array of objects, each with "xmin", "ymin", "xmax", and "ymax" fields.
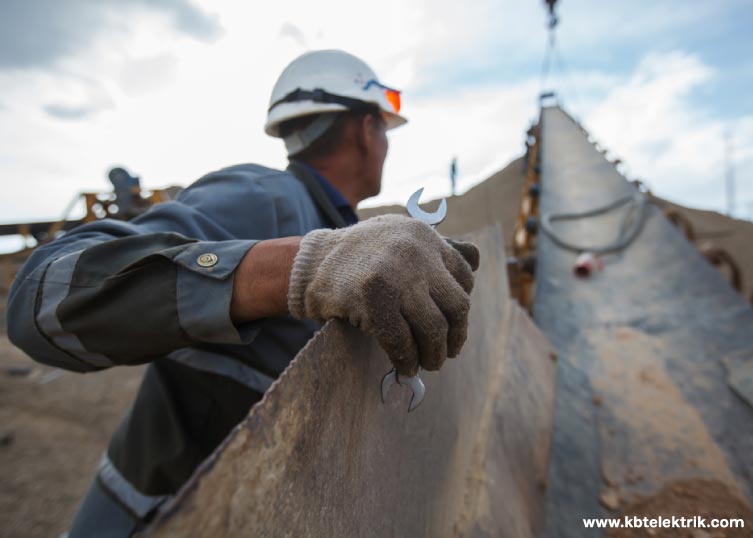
[
  {"xmin": 540, "ymin": 27, "xmax": 557, "ymax": 92},
  {"xmin": 537, "ymin": 0, "xmax": 649, "ymax": 257},
  {"xmin": 539, "ymin": 1, "xmax": 582, "ymax": 118}
]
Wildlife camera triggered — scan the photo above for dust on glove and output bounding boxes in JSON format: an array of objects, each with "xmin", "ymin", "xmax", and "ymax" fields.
[{"xmin": 288, "ymin": 214, "xmax": 480, "ymax": 376}]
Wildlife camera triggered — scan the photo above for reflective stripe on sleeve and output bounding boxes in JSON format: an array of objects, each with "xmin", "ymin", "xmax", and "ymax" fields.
[{"xmin": 37, "ymin": 250, "xmax": 114, "ymax": 368}]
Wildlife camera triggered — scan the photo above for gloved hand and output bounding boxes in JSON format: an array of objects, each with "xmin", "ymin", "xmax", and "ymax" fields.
[{"xmin": 288, "ymin": 214, "xmax": 480, "ymax": 376}]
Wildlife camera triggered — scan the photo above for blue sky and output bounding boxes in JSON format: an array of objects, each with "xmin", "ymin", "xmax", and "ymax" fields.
[
  {"xmin": 0, "ymin": 0, "xmax": 751, "ymax": 244},
  {"xmin": 557, "ymin": 1, "xmax": 753, "ymax": 121}
]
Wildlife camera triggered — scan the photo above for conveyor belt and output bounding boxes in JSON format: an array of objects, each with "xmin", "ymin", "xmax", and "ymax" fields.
[{"xmin": 534, "ymin": 106, "xmax": 753, "ymax": 536}]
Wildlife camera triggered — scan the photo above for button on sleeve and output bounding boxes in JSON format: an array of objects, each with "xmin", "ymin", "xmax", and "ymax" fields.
[{"xmin": 174, "ymin": 240, "xmax": 260, "ymax": 344}]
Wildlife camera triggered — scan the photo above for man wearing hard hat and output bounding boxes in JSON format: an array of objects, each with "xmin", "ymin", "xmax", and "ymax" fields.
[{"xmin": 7, "ymin": 50, "xmax": 479, "ymax": 537}]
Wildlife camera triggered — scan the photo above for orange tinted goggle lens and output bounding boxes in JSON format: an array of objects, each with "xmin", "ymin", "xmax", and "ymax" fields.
[{"xmin": 385, "ymin": 89, "xmax": 401, "ymax": 113}]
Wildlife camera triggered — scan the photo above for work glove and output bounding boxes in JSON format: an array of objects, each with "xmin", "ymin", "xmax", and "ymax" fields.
[{"xmin": 288, "ymin": 214, "xmax": 480, "ymax": 376}]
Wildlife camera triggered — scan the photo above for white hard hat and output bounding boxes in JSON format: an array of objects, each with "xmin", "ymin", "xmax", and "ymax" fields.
[{"xmin": 265, "ymin": 50, "xmax": 407, "ymax": 154}]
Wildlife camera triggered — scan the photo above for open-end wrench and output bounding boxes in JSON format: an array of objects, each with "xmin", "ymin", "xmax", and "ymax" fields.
[
  {"xmin": 405, "ymin": 188, "xmax": 447, "ymax": 226},
  {"xmin": 380, "ymin": 187, "xmax": 447, "ymax": 412}
]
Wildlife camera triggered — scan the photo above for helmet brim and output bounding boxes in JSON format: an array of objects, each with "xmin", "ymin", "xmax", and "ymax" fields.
[{"xmin": 382, "ymin": 111, "xmax": 408, "ymax": 131}]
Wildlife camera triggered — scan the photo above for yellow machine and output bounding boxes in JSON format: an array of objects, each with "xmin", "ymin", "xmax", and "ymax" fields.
[{"xmin": 0, "ymin": 180, "xmax": 182, "ymax": 293}]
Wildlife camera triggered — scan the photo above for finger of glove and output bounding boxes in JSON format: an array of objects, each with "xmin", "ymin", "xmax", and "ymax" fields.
[
  {"xmin": 429, "ymin": 273, "xmax": 471, "ymax": 358},
  {"xmin": 400, "ymin": 290, "xmax": 449, "ymax": 372},
  {"xmin": 373, "ymin": 316, "xmax": 420, "ymax": 377},
  {"xmin": 363, "ymin": 275, "xmax": 420, "ymax": 376},
  {"xmin": 370, "ymin": 311, "xmax": 421, "ymax": 377},
  {"xmin": 441, "ymin": 244, "xmax": 476, "ymax": 294},
  {"xmin": 444, "ymin": 238, "xmax": 480, "ymax": 272}
]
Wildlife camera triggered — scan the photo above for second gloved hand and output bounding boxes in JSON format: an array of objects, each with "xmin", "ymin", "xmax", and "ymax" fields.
[{"xmin": 288, "ymin": 214, "xmax": 480, "ymax": 376}]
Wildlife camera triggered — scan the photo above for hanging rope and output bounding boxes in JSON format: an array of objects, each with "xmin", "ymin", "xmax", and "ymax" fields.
[{"xmin": 539, "ymin": 192, "xmax": 650, "ymax": 255}]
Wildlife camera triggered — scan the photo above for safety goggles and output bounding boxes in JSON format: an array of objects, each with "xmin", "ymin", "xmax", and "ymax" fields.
[{"xmin": 363, "ymin": 79, "xmax": 401, "ymax": 114}]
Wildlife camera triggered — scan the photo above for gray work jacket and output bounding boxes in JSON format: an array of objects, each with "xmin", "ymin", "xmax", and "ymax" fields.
[{"xmin": 6, "ymin": 160, "xmax": 350, "ymax": 519}]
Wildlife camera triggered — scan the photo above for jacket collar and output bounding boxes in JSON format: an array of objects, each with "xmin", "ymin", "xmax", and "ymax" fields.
[{"xmin": 286, "ymin": 160, "xmax": 348, "ymax": 229}]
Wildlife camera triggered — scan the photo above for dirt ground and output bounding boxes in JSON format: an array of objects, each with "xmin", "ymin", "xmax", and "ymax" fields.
[
  {"xmin": 0, "ymin": 332, "xmax": 144, "ymax": 538},
  {"xmin": 1, "ymin": 157, "xmax": 752, "ymax": 537}
]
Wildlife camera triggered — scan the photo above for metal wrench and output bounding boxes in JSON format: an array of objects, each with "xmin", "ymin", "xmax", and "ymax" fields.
[{"xmin": 380, "ymin": 187, "xmax": 448, "ymax": 412}]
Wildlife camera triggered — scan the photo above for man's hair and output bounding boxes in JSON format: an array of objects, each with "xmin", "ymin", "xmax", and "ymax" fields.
[{"xmin": 279, "ymin": 106, "xmax": 384, "ymax": 161}]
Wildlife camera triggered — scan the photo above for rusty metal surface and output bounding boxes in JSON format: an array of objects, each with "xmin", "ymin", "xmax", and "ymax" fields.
[
  {"xmin": 145, "ymin": 225, "xmax": 556, "ymax": 538},
  {"xmin": 534, "ymin": 107, "xmax": 753, "ymax": 536}
]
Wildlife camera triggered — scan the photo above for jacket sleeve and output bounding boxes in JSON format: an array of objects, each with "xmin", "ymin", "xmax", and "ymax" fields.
[{"xmin": 6, "ymin": 175, "xmax": 271, "ymax": 373}]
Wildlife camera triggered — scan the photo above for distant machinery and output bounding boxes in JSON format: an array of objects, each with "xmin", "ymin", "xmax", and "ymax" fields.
[{"xmin": 0, "ymin": 167, "xmax": 182, "ymax": 293}]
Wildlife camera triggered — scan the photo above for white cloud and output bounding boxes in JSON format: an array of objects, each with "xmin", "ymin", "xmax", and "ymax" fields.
[
  {"xmin": 0, "ymin": 0, "xmax": 540, "ymax": 222},
  {"xmin": 579, "ymin": 51, "xmax": 753, "ymax": 218},
  {"xmin": 0, "ymin": 0, "xmax": 750, "ymax": 234}
]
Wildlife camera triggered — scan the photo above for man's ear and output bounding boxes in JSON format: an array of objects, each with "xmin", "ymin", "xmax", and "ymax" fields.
[
  {"xmin": 356, "ymin": 113, "xmax": 385, "ymax": 157},
  {"xmin": 353, "ymin": 114, "xmax": 372, "ymax": 157}
]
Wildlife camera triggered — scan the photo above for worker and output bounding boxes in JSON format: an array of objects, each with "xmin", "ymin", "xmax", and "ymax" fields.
[
  {"xmin": 6, "ymin": 49, "xmax": 480, "ymax": 537},
  {"xmin": 107, "ymin": 166, "xmax": 147, "ymax": 219}
]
